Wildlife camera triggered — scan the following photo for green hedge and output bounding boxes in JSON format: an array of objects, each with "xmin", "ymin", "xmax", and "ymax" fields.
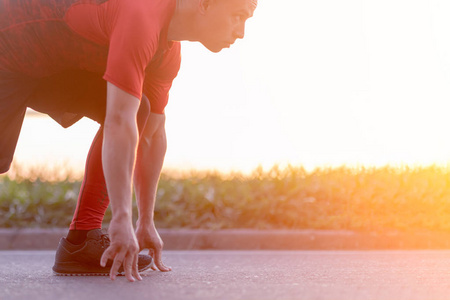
[{"xmin": 2, "ymin": 165, "xmax": 450, "ymax": 231}]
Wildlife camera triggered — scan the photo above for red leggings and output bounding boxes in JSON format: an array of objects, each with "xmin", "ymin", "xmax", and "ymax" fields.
[{"xmin": 69, "ymin": 97, "xmax": 150, "ymax": 230}]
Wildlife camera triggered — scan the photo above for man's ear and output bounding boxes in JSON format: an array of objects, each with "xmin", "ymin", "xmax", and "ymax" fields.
[{"xmin": 198, "ymin": 0, "xmax": 212, "ymax": 15}]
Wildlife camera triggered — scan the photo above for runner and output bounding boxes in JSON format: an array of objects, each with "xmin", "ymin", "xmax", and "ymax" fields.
[{"xmin": 0, "ymin": 0, "xmax": 257, "ymax": 281}]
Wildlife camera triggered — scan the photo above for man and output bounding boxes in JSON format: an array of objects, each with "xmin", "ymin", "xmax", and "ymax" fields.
[{"xmin": 0, "ymin": 0, "xmax": 257, "ymax": 282}]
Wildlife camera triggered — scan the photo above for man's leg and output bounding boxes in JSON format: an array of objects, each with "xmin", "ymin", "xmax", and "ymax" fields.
[
  {"xmin": 52, "ymin": 95, "xmax": 151, "ymax": 275},
  {"xmin": 67, "ymin": 127, "xmax": 107, "ymax": 243},
  {"xmin": 66, "ymin": 95, "xmax": 151, "ymax": 244}
]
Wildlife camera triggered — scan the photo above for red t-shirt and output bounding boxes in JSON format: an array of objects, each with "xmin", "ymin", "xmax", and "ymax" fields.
[{"xmin": 0, "ymin": 0, "xmax": 181, "ymax": 113}]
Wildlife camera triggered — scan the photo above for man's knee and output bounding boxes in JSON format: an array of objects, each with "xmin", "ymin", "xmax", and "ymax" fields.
[{"xmin": 0, "ymin": 158, "xmax": 12, "ymax": 174}]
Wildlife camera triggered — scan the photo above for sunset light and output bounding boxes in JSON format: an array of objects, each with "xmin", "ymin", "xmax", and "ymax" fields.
[
  {"xmin": 13, "ymin": 0, "xmax": 450, "ymax": 174},
  {"xmin": 6, "ymin": 1, "xmax": 450, "ymax": 296}
]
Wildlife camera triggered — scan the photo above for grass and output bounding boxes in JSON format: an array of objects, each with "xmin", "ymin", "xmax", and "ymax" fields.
[{"xmin": 2, "ymin": 164, "xmax": 450, "ymax": 232}]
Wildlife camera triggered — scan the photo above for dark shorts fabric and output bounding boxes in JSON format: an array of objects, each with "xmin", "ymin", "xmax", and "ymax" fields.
[
  {"xmin": 30, "ymin": 70, "xmax": 107, "ymax": 126},
  {"xmin": 0, "ymin": 70, "xmax": 107, "ymax": 173}
]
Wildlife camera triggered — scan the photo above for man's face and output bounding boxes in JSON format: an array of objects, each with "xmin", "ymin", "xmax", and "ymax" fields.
[{"xmin": 199, "ymin": 0, "xmax": 257, "ymax": 52}]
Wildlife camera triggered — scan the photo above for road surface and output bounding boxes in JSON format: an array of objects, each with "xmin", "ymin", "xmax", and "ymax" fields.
[{"xmin": 2, "ymin": 250, "xmax": 450, "ymax": 300}]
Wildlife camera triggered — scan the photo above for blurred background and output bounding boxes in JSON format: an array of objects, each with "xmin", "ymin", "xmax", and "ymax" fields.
[
  {"xmin": 14, "ymin": 0, "xmax": 450, "ymax": 176},
  {"xmin": 6, "ymin": 0, "xmax": 450, "ymax": 231}
]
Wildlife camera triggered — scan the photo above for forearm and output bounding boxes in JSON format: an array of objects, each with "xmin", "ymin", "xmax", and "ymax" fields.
[
  {"xmin": 134, "ymin": 121, "xmax": 167, "ymax": 225},
  {"xmin": 103, "ymin": 82, "xmax": 140, "ymax": 224},
  {"xmin": 103, "ymin": 119, "xmax": 138, "ymax": 222},
  {"xmin": 134, "ymin": 129, "xmax": 171, "ymax": 271}
]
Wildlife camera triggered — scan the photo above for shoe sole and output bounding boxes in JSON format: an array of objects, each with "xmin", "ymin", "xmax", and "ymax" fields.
[
  {"xmin": 52, "ymin": 262, "xmax": 152, "ymax": 276},
  {"xmin": 53, "ymin": 272, "xmax": 111, "ymax": 276}
]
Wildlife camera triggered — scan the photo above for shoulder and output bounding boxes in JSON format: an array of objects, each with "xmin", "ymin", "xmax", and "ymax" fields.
[
  {"xmin": 109, "ymin": 0, "xmax": 176, "ymax": 48},
  {"xmin": 115, "ymin": 0, "xmax": 175, "ymax": 26}
]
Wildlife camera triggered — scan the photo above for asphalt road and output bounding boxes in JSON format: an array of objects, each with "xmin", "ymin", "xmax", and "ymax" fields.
[{"xmin": 2, "ymin": 250, "xmax": 450, "ymax": 300}]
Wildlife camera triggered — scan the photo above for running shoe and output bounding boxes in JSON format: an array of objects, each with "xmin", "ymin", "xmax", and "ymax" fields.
[{"xmin": 52, "ymin": 229, "xmax": 152, "ymax": 276}]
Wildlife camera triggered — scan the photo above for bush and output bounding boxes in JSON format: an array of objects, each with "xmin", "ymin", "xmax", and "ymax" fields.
[{"xmin": 2, "ymin": 164, "xmax": 450, "ymax": 232}]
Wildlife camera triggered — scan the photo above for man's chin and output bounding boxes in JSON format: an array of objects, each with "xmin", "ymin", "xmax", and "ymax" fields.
[
  {"xmin": 202, "ymin": 42, "xmax": 227, "ymax": 53},
  {"xmin": 209, "ymin": 48, "xmax": 223, "ymax": 53}
]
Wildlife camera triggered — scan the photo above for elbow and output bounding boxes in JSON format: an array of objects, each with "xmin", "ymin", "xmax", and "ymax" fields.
[
  {"xmin": 151, "ymin": 126, "xmax": 167, "ymax": 150},
  {"xmin": 137, "ymin": 128, "xmax": 167, "ymax": 157},
  {"xmin": 104, "ymin": 112, "xmax": 138, "ymax": 142},
  {"xmin": 104, "ymin": 110, "xmax": 130, "ymax": 128},
  {"xmin": 154, "ymin": 133, "xmax": 167, "ymax": 154}
]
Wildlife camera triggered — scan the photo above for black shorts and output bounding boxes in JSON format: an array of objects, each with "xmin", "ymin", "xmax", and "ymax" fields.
[{"xmin": 0, "ymin": 70, "xmax": 107, "ymax": 173}]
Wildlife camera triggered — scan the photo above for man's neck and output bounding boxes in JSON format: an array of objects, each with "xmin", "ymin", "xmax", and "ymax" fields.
[{"xmin": 168, "ymin": 0, "xmax": 200, "ymax": 42}]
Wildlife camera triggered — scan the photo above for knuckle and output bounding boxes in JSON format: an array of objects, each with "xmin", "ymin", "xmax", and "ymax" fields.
[{"xmin": 114, "ymin": 257, "xmax": 122, "ymax": 264}]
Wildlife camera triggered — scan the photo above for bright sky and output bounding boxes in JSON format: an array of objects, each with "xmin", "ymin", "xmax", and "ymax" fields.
[{"xmin": 13, "ymin": 0, "xmax": 450, "ymax": 175}]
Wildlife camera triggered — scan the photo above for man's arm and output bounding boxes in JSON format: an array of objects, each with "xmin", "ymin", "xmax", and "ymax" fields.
[
  {"xmin": 99, "ymin": 82, "xmax": 142, "ymax": 282},
  {"xmin": 134, "ymin": 111, "xmax": 171, "ymax": 271}
]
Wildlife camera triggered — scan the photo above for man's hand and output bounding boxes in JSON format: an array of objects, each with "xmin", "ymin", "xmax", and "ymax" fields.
[
  {"xmin": 135, "ymin": 222, "xmax": 172, "ymax": 272},
  {"xmin": 100, "ymin": 219, "xmax": 143, "ymax": 282}
]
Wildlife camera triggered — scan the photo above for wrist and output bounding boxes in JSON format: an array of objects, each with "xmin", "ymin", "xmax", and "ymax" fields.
[
  {"xmin": 136, "ymin": 216, "xmax": 155, "ymax": 228},
  {"xmin": 111, "ymin": 210, "xmax": 133, "ymax": 224}
]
